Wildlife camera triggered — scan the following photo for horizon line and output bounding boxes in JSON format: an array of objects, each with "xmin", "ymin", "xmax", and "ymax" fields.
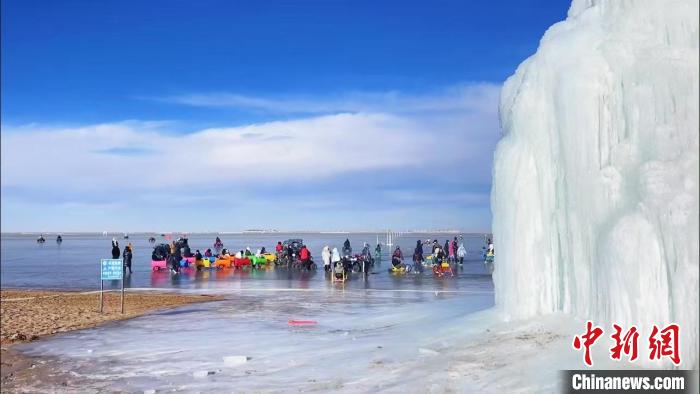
[{"xmin": 1, "ymin": 229, "xmax": 491, "ymax": 235}]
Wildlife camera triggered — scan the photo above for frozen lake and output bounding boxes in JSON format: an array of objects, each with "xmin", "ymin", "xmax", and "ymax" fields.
[
  {"xmin": 1, "ymin": 232, "xmax": 493, "ymax": 292},
  {"xmin": 4, "ymin": 233, "xmax": 500, "ymax": 392}
]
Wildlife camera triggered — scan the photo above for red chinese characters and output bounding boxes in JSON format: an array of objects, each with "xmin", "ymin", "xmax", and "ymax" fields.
[
  {"xmin": 610, "ymin": 324, "xmax": 639, "ymax": 361},
  {"xmin": 648, "ymin": 324, "xmax": 680, "ymax": 365},
  {"xmin": 573, "ymin": 321, "xmax": 604, "ymax": 366},
  {"xmin": 574, "ymin": 322, "xmax": 681, "ymax": 366}
]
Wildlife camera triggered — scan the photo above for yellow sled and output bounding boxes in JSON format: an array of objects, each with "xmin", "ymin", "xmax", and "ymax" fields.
[
  {"xmin": 390, "ymin": 265, "xmax": 407, "ymax": 274},
  {"xmin": 195, "ymin": 258, "xmax": 211, "ymax": 269},
  {"xmin": 261, "ymin": 252, "xmax": 277, "ymax": 263}
]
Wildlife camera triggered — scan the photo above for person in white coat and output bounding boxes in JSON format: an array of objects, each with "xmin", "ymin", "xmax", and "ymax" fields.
[
  {"xmin": 331, "ymin": 247, "xmax": 341, "ymax": 271},
  {"xmin": 457, "ymin": 243, "xmax": 467, "ymax": 265},
  {"xmin": 321, "ymin": 246, "xmax": 331, "ymax": 271}
]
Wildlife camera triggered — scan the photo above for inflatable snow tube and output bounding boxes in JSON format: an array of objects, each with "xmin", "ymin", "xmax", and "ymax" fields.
[
  {"xmin": 390, "ymin": 266, "xmax": 406, "ymax": 273},
  {"xmin": 233, "ymin": 257, "xmax": 251, "ymax": 268},
  {"xmin": 151, "ymin": 260, "xmax": 167, "ymax": 271},
  {"xmin": 250, "ymin": 256, "xmax": 268, "ymax": 266},
  {"xmin": 215, "ymin": 257, "xmax": 232, "ymax": 269},
  {"xmin": 261, "ymin": 253, "xmax": 277, "ymax": 263},
  {"xmin": 195, "ymin": 258, "xmax": 211, "ymax": 268}
]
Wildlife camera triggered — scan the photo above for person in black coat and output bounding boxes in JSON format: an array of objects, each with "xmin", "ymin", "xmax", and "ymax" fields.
[
  {"xmin": 122, "ymin": 244, "xmax": 133, "ymax": 274},
  {"xmin": 170, "ymin": 242, "xmax": 182, "ymax": 273},
  {"xmin": 111, "ymin": 238, "xmax": 120, "ymax": 259}
]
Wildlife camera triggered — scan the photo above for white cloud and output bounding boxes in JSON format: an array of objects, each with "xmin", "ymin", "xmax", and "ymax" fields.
[
  {"xmin": 148, "ymin": 83, "xmax": 501, "ymax": 115},
  {"xmin": 1, "ymin": 83, "xmax": 501, "ymax": 231},
  {"xmin": 2, "ymin": 112, "xmax": 493, "ymax": 192}
]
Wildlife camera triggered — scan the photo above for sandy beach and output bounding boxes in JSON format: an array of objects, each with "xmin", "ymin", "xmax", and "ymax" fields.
[{"xmin": 1, "ymin": 289, "xmax": 224, "ymax": 391}]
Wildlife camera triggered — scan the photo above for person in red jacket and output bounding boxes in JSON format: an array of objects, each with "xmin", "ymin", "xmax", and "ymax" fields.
[
  {"xmin": 275, "ymin": 241, "xmax": 284, "ymax": 262},
  {"xmin": 299, "ymin": 245, "xmax": 311, "ymax": 269}
]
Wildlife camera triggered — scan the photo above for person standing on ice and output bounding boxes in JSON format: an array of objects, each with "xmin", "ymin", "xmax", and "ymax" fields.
[
  {"xmin": 286, "ymin": 243, "xmax": 294, "ymax": 263},
  {"xmin": 299, "ymin": 245, "xmax": 311, "ymax": 269},
  {"xmin": 361, "ymin": 243, "xmax": 371, "ymax": 259},
  {"xmin": 321, "ymin": 246, "xmax": 331, "ymax": 271},
  {"xmin": 457, "ymin": 243, "xmax": 466, "ymax": 265},
  {"xmin": 275, "ymin": 241, "xmax": 284, "ymax": 261},
  {"xmin": 111, "ymin": 238, "xmax": 120, "ymax": 259},
  {"xmin": 122, "ymin": 243, "xmax": 133, "ymax": 275},
  {"xmin": 413, "ymin": 241, "xmax": 424, "ymax": 271},
  {"xmin": 448, "ymin": 239, "xmax": 456, "ymax": 263},
  {"xmin": 331, "ymin": 247, "xmax": 341, "ymax": 271},
  {"xmin": 169, "ymin": 241, "xmax": 180, "ymax": 273},
  {"xmin": 433, "ymin": 244, "xmax": 443, "ymax": 264},
  {"xmin": 343, "ymin": 239, "xmax": 352, "ymax": 255},
  {"xmin": 415, "ymin": 240, "xmax": 424, "ymax": 257}
]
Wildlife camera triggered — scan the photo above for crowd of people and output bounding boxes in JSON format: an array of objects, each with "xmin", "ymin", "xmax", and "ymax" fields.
[
  {"xmin": 386, "ymin": 237, "xmax": 468, "ymax": 271},
  {"xmin": 110, "ymin": 234, "xmax": 490, "ymax": 275}
]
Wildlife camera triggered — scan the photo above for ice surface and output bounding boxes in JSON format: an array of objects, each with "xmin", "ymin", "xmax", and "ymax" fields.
[
  {"xmin": 19, "ymin": 291, "xmax": 501, "ymax": 392},
  {"xmin": 17, "ymin": 291, "xmax": 641, "ymax": 392},
  {"xmin": 492, "ymin": 0, "xmax": 699, "ymax": 368}
]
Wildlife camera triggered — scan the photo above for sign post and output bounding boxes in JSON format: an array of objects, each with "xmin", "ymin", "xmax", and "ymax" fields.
[{"xmin": 100, "ymin": 259, "xmax": 124, "ymax": 313}]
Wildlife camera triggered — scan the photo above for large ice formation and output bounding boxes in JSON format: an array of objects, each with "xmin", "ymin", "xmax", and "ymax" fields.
[{"xmin": 492, "ymin": 0, "xmax": 699, "ymax": 368}]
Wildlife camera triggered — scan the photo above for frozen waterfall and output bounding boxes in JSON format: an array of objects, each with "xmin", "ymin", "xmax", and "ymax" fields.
[{"xmin": 492, "ymin": 0, "xmax": 698, "ymax": 368}]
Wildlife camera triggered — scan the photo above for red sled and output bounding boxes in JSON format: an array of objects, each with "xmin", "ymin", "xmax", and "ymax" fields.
[{"xmin": 233, "ymin": 257, "xmax": 251, "ymax": 269}]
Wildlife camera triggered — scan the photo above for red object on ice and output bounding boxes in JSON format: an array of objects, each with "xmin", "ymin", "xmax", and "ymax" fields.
[
  {"xmin": 233, "ymin": 257, "xmax": 251, "ymax": 268},
  {"xmin": 288, "ymin": 320, "xmax": 317, "ymax": 326}
]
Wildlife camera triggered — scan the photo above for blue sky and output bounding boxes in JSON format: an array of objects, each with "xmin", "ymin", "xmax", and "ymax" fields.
[{"xmin": 1, "ymin": 0, "xmax": 570, "ymax": 232}]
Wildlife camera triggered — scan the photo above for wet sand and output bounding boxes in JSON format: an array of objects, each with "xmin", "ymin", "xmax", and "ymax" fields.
[{"xmin": 1, "ymin": 289, "xmax": 224, "ymax": 391}]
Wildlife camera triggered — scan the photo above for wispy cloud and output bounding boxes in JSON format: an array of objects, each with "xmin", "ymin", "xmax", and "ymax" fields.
[
  {"xmin": 94, "ymin": 147, "xmax": 154, "ymax": 156},
  {"xmin": 2, "ymin": 114, "xmax": 443, "ymax": 190},
  {"xmin": 145, "ymin": 83, "xmax": 501, "ymax": 116}
]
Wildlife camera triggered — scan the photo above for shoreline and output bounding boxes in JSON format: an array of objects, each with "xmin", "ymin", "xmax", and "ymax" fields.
[{"xmin": 1, "ymin": 288, "xmax": 225, "ymax": 391}]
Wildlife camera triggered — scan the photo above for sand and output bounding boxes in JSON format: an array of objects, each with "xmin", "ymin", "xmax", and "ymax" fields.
[{"xmin": 0, "ymin": 289, "xmax": 224, "ymax": 391}]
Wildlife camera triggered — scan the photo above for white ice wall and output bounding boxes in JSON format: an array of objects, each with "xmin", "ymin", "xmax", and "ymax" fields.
[{"xmin": 492, "ymin": 0, "xmax": 698, "ymax": 368}]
